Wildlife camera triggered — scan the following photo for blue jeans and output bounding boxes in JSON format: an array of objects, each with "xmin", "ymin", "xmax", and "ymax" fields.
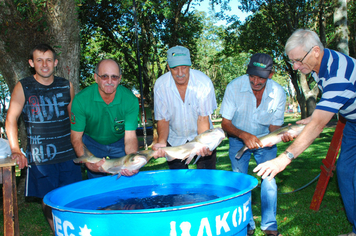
[
  {"xmin": 82, "ymin": 134, "xmax": 126, "ymax": 179},
  {"xmin": 337, "ymin": 121, "xmax": 356, "ymax": 233},
  {"xmin": 229, "ymin": 137, "xmax": 278, "ymax": 231}
]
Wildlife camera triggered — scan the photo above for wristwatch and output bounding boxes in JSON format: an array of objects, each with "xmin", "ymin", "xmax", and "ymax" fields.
[{"xmin": 283, "ymin": 151, "xmax": 295, "ymax": 160}]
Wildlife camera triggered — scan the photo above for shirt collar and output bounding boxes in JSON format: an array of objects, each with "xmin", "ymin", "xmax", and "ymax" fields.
[
  {"xmin": 93, "ymin": 83, "xmax": 122, "ymax": 105},
  {"xmin": 168, "ymin": 68, "xmax": 193, "ymax": 88}
]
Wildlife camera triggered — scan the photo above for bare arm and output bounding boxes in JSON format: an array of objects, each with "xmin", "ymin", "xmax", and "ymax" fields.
[
  {"xmin": 254, "ymin": 109, "xmax": 335, "ymax": 180},
  {"xmin": 221, "ymin": 117, "xmax": 263, "ymax": 149},
  {"xmin": 269, "ymin": 125, "xmax": 282, "ymax": 133},
  {"xmin": 152, "ymin": 119, "xmax": 169, "ymax": 158},
  {"xmin": 70, "ymin": 130, "xmax": 85, "ymax": 157},
  {"xmin": 197, "ymin": 115, "xmax": 210, "ymax": 134},
  {"xmin": 124, "ymin": 130, "xmax": 138, "ymax": 155},
  {"xmin": 67, "ymin": 81, "xmax": 75, "ymax": 116},
  {"xmin": 5, "ymin": 82, "xmax": 27, "ymax": 169},
  {"xmin": 197, "ymin": 115, "xmax": 212, "ymax": 156}
]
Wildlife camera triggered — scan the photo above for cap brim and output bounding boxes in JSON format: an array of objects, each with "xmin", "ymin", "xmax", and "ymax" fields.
[
  {"xmin": 246, "ymin": 67, "xmax": 270, "ymax": 79},
  {"xmin": 168, "ymin": 61, "xmax": 191, "ymax": 68}
]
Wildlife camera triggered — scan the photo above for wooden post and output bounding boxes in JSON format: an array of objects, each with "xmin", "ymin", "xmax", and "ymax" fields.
[{"xmin": 310, "ymin": 116, "xmax": 346, "ymax": 211}]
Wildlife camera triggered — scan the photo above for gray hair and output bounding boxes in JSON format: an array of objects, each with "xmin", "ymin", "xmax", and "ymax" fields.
[
  {"xmin": 285, "ymin": 29, "xmax": 324, "ymax": 54},
  {"xmin": 95, "ymin": 59, "xmax": 122, "ymax": 75}
]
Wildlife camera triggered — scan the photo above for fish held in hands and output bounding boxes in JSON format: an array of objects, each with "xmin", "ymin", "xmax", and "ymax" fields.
[
  {"xmin": 73, "ymin": 145, "xmax": 154, "ymax": 178},
  {"xmin": 235, "ymin": 124, "xmax": 305, "ymax": 159},
  {"xmin": 161, "ymin": 128, "xmax": 226, "ymax": 164}
]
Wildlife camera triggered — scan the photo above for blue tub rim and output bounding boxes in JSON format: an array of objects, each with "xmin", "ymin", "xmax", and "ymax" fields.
[{"xmin": 44, "ymin": 169, "xmax": 258, "ymax": 215}]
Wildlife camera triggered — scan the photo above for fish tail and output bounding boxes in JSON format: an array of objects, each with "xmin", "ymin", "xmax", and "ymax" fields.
[{"xmin": 235, "ymin": 146, "xmax": 247, "ymax": 160}]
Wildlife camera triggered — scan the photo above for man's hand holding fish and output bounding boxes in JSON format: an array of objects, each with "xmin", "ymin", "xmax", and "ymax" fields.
[
  {"xmin": 238, "ymin": 131, "xmax": 264, "ymax": 150},
  {"xmin": 82, "ymin": 156, "xmax": 138, "ymax": 177},
  {"xmin": 152, "ymin": 144, "xmax": 211, "ymax": 159},
  {"xmin": 152, "ymin": 128, "xmax": 225, "ymax": 165}
]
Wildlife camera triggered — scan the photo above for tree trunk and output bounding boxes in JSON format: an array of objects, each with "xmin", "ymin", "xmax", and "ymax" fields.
[
  {"xmin": 334, "ymin": 0, "xmax": 349, "ymax": 55},
  {"xmin": 0, "ymin": 0, "xmax": 81, "ymax": 196},
  {"xmin": 299, "ymin": 73, "xmax": 319, "ymax": 117}
]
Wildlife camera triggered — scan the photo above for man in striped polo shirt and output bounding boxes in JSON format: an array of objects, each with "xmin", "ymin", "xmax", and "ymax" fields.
[{"xmin": 254, "ymin": 29, "xmax": 356, "ymax": 236}]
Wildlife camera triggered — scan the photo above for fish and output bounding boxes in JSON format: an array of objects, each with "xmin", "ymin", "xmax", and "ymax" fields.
[
  {"xmin": 161, "ymin": 128, "xmax": 226, "ymax": 164},
  {"xmin": 73, "ymin": 145, "xmax": 154, "ymax": 178},
  {"xmin": 235, "ymin": 124, "xmax": 305, "ymax": 159}
]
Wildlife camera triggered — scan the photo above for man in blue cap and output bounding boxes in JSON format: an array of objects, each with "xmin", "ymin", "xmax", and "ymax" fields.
[
  {"xmin": 220, "ymin": 53, "xmax": 287, "ymax": 236},
  {"xmin": 152, "ymin": 45, "xmax": 217, "ymax": 169}
]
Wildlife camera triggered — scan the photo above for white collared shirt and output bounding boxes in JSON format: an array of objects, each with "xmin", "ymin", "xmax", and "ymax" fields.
[
  {"xmin": 154, "ymin": 69, "xmax": 217, "ymax": 146},
  {"xmin": 220, "ymin": 74, "xmax": 286, "ymax": 137}
]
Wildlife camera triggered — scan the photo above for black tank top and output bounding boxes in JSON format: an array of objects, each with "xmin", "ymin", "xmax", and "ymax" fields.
[{"xmin": 20, "ymin": 76, "xmax": 76, "ymax": 165}]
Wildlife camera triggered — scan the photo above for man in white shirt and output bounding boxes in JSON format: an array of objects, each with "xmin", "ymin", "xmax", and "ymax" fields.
[
  {"xmin": 220, "ymin": 53, "xmax": 287, "ymax": 236},
  {"xmin": 153, "ymin": 46, "xmax": 217, "ymax": 169}
]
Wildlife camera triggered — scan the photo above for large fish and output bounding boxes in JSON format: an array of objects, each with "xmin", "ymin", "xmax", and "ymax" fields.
[
  {"xmin": 161, "ymin": 128, "xmax": 226, "ymax": 164},
  {"xmin": 73, "ymin": 145, "xmax": 154, "ymax": 178},
  {"xmin": 235, "ymin": 124, "xmax": 305, "ymax": 159}
]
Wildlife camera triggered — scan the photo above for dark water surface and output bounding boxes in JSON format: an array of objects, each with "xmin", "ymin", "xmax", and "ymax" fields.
[{"xmin": 65, "ymin": 183, "xmax": 240, "ymax": 210}]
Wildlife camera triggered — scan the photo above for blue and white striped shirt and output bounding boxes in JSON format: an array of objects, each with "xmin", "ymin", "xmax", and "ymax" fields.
[
  {"xmin": 312, "ymin": 49, "xmax": 356, "ymax": 121},
  {"xmin": 220, "ymin": 74, "xmax": 286, "ymax": 137},
  {"xmin": 154, "ymin": 69, "xmax": 217, "ymax": 146}
]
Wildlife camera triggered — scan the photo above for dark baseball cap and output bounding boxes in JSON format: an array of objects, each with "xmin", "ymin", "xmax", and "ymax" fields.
[{"xmin": 246, "ymin": 53, "xmax": 273, "ymax": 79}]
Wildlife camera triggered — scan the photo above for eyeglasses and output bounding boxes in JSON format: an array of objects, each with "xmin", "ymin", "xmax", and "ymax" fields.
[
  {"xmin": 95, "ymin": 73, "xmax": 121, "ymax": 81},
  {"xmin": 288, "ymin": 46, "xmax": 315, "ymax": 66}
]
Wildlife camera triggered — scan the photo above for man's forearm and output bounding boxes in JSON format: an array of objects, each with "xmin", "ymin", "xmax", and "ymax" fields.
[
  {"xmin": 197, "ymin": 116, "xmax": 210, "ymax": 134},
  {"xmin": 70, "ymin": 131, "xmax": 84, "ymax": 157},
  {"xmin": 221, "ymin": 118, "xmax": 244, "ymax": 139},
  {"xmin": 157, "ymin": 119, "xmax": 169, "ymax": 145},
  {"xmin": 5, "ymin": 119, "xmax": 21, "ymax": 153},
  {"xmin": 124, "ymin": 130, "xmax": 138, "ymax": 154}
]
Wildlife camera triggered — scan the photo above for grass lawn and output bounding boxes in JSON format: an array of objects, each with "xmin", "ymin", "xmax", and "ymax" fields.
[{"xmin": 0, "ymin": 113, "xmax": 351, "ymax": 235}]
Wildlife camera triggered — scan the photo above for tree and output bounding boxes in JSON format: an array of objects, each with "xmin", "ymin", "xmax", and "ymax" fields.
[
  {"xmin": 0, "ymin": 0, "xmax": 81, "ymax": 148},
  {"xmin": 224, "ymin": 0, "xmax": 341, "ymax": 118},
  {"xmin": 0, "ymin": 74, "xmax": 10, "ymax": 136},
  {"xmin": 334, "ymin": 0, "xmax": 349, "ymax": 55}
]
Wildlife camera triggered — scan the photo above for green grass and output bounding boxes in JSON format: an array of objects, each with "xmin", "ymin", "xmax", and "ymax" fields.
[{"xmin": 0, "ymin": 113, "xmax": 351, "ymax": 235}]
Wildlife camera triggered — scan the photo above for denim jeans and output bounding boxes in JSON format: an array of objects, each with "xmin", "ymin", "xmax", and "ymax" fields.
[
  {"xmin": 336, "ymin": 121, "xmax": 356, "ymax": 233},
  {"xmin": 82, "ymin": 134, "xmax": 126, "ymax": 179},
  {"xmin": 229, "ymin": 136, "xmax": 278, "ymax": 231}
]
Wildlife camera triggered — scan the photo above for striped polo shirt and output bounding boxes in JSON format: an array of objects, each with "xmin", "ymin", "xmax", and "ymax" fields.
[{"xmin": 312, "ymin": 49, "xmax": 356, "ymax": 121}]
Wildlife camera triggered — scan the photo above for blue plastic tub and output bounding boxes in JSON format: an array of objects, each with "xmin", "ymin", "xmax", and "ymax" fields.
[{"xmin": 44, "ymin": 169, "xmax": 258, "ymax": 236}]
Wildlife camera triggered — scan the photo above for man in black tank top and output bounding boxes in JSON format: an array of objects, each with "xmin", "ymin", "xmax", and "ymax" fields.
[{"xmin": 5, "ymin": 44, "xmax": 82, "ymax": 233}]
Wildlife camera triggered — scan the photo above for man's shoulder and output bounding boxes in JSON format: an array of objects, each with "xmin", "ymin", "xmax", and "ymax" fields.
[
  {"xmin": 268, "ymin": 79, "xmax": 284, "ymax": 89},
  {"xmin": 74, "ymin": 84, "xmax": 96, "ymax": 99},
  {"xmin": 117, "ymin": 85, "xmax": 136, "ymax": 98},
  {"xmin": 154, "ymin": 72, "xmax": 171, "ymax": 89},
  {"xmin": 53, "ymin": 76, "xmax": 67, "ymax": 82},
  {"xmin": 227, "ymin": 74, "xmax": 248, "ymax": 87},
  {"xmin": 190, "ymin": 69, "xmax": 214, "ymax": 88},
  {"xmin": 19, "ymin": 76, "xmax": 34, "ymax": 84}
]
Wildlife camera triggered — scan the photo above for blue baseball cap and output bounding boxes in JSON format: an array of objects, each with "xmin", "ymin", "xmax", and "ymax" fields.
[{"xmin": 167, "ymin": 46, "xmax": 191, "ymax": 68}]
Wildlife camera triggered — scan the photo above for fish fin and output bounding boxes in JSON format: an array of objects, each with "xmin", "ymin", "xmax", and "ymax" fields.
[
  {"xmin": 235, "ymin": 146, "xmax": 247, "ymax": 159},
  {"xmin": 116, "ymin": 172, "xmax": 122, "ymax": 179},
  {"xmin": 192, "ymin": 155, "xmax": 201, "ymax": 165},
  {"xmin": 185, "ymin": 152, "xmax": 197, "ymax": 165},
  {"xmin": 164, "ymin": 147, "xmax": 190, "ymax": 161}
]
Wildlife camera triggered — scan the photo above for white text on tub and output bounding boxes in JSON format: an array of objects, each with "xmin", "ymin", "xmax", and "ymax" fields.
[{"xmin": 170, "ymin": 199, "xmax": 250, "ymax": 236}]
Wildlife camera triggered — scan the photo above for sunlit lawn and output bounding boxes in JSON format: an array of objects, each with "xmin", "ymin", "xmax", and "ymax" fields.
[{"xmin": 0, "ymin": 113, "xmax": 351, "ymax": 235}]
